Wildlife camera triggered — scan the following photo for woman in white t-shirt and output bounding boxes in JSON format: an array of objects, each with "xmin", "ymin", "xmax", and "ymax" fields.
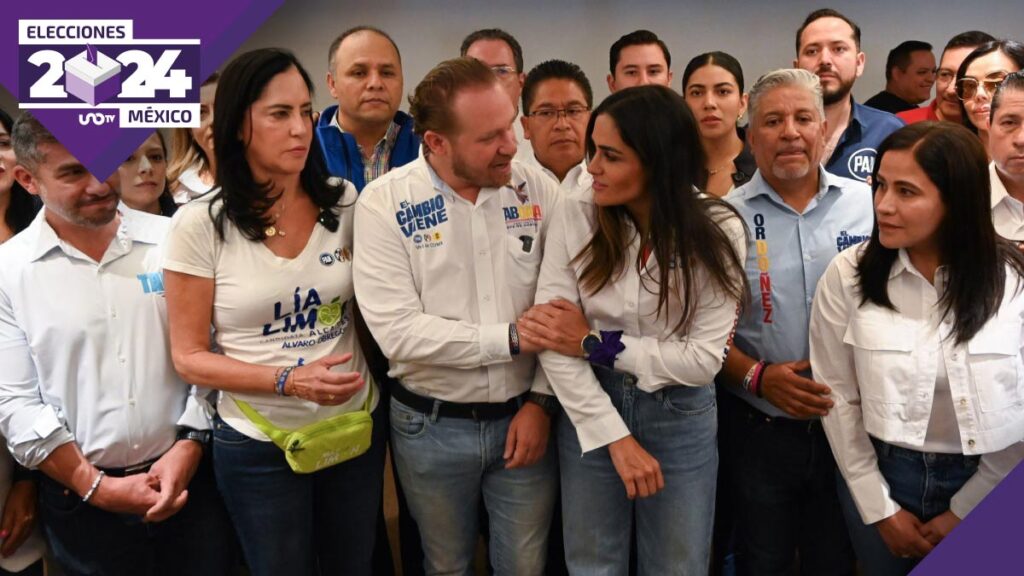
[
  {"xmin": 164, "ymin": 48, "xmax": 381, "ymax": 576},
  {"xmin": 810, "ymin": 122, "xmax": 1024, "ymax": 574}
]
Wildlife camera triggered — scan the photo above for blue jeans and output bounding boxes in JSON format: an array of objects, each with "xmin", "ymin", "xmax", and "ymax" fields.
[
  {"xmin": 39, "ymin": 457, "xmax": 234, "ymax": 576},
  {"xmin": 212, "ymin": 403, "xmax": 387, "ymax": 576},
  {"xmin": 559, "ymin": 365, "xmax": 718, "ymax": 576},
  {"xmin": 726, "ymin": 398, "xmax": 854, "ymax": 576},
  {"xmin": 837, "ymin": 438, "xmax": 980, "ymax": 576},
  {"xmin": 389, "ymin": 396, "xmax": 557, "ymax": 576}
]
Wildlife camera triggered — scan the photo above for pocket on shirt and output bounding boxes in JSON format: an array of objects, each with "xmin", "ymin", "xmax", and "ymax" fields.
[
  {"xmin": 505, "ymin": 237, "xmax": 542, "ymax": 292},
  {"xmin": 968, "ymin": 320, "xmax": 1023, "ymax": 413},
  {"xmin": 843, "ymin": 314, "xmax": 916, "ymax": 405}
]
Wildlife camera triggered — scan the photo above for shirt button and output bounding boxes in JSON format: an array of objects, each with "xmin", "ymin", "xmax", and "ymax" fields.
[
  {"xmin": 960, "ymin": 398, "xmax": 967, "ymax": 407},
  {"xmin": 968, "ymin": 439, "xmax": 976, "ymax": 448},
  {"xmin": 478, "ymin": 249, "xmax": 487, "ymax": 256},
  {"xmin": 133, "ymin": 444, "xmax": 140, "ymax": 450},
  {"xmin": 482, "ymin": 295, "xmax": 491, "ymax": 302},
  {"xmin": 803, "ymin": 253, "xmax": 811, "ymax": 261},
  {"xmin": 110, "ymin": 310, "xmax": 117, "ymax": 318},
  {"xmin": 626, "ymin": 301, "xmax": 635, "ymax": 309},
  {"xmin": 119, "ymin": 357, "xmax": 127, "ymax": 364}
]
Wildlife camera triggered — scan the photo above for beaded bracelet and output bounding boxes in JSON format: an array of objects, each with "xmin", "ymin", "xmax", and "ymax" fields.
[
  {"xmin": 509, "ymin": 323, "xmax": 521, "ymax": 356},
  {"xmin": 276, "ymin": 366, "xmax": 295, "ymax": 396}
]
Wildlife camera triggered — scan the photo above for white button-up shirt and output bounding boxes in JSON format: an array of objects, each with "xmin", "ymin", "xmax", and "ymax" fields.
[
  {"xmin": 990, "ymin": 162, "xmax": 1024, "ymax": 241},
  {"xmin": 523, "ymin": 156, "xmax": 592, "ymax": 197},
  {"xmin": 353, "ymin": 157, "xmax": 559, "ymax": 403},
  {"xmin": 0, "ymin": 207, "xmax": 211, "ymax": 469},
  {"xmin": 535, "ymin": 188, "xmax": 747, "ymax": 452},
  {"xmin": 810, "ymin": 244, "xmax": 1024, "ymax": 524}
]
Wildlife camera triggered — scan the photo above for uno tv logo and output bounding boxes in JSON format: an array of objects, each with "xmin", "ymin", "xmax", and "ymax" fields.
[{"xmin": 18, "ymin": 20, "xmax": 200, "ymax": 129}]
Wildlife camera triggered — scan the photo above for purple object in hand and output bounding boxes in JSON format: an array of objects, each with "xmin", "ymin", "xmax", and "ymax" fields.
[{"xmin": 588, "ymin": 330, "xmax": 625, "ymax": 369}]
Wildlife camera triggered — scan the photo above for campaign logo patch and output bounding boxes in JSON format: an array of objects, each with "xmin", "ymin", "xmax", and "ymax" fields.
[
  {"xmin": 846, "ymin": 148, "xmax": 877, "ymax": 182},
  {"xmin": 18, "ymin": 20, "xmax": 200, "ymax": 130},
  {"xmin": 396, "ymin": 194, "xmax": 448, "ymax": 238},
  {"xmin": 836, "ymin": 231, "xmax": 870, "ymax": 252}
]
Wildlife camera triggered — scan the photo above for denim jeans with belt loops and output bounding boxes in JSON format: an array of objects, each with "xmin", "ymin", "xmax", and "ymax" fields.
[{"xmin": 559, "ymin": 364, "xmax": 718, "ymax": 576}]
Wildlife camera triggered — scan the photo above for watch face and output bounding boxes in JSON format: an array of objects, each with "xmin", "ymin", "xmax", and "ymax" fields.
[{"xmin": 583, "ymin": 334, "xmax": 601, "ymax": 355}]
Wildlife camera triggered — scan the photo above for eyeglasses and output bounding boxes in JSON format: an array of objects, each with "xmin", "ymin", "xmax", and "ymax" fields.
[
  {"xmin": 956, "ymin": 72, "xmax": 1009, "ymax": 101},
  {"xmin": 490, "ymin": 65, "xmax": 518, "ymax": 79},
  {"xmin": 527, "ymin": 106, "xmax": 590, "ymax": 123}
]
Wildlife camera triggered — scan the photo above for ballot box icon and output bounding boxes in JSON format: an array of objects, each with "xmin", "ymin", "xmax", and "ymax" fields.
[{"xmin": 64, "ymin": 46, "xmax": 122, "ymax": 106}]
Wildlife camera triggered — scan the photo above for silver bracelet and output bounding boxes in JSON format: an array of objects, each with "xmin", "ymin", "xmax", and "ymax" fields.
[{"xmin": 82, "ymin": 470, "xmax": 106, "ymax": 503}]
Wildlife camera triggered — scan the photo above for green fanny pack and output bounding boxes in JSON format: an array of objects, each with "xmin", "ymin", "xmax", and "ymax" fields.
[{"xmin": 233, "ymin": 385, "xmax": 374, "ymax": 474}]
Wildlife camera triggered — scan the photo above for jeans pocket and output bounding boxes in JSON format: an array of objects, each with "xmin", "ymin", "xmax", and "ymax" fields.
[
  {"xmin": 661, "ymin": 385, "xmax": 716, "ymax": 416},
  {"xmin": 389, "ymin": 400, "xmax": 428, "ymax": 439},
  {"xmin": 39, "ymin": 477, "xmax": 85, "ymax": 517},
  {"xmin": 213, "ymin": 416, "xmax": 255, "ymax": 447}
]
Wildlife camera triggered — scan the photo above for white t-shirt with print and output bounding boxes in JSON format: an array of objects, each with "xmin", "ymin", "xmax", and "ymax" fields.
[{"xmin": 164, "ymin": 182, "xmax": 373, "ymax": 440}]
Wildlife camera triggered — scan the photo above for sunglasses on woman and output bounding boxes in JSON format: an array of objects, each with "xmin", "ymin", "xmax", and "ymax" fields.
[{"xmin": 956, "ymin": 72, "xmax": 1010, "ymax": 101}]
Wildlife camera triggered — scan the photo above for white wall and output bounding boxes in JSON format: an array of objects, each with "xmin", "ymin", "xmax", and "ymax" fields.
[
  {"xmin": 233, "ymin": 0, "xmax": 1024, "ymax": 112},
  {"xmin": 3, "ymin": 1, "xmax": 1021, "ymax": 131}
]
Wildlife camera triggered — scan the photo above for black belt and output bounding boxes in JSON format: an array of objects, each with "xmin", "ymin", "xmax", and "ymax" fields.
[
  {"xmin": 736, "ymin": 395, "xmax": 821, "ymax": 433},
  {"xmin": 388, "ymin": 378, "xmax": 524, "ymax": 421},
  {"xmin": 100, "ymin": 458, "xmax": 158, "ymax": 477}
]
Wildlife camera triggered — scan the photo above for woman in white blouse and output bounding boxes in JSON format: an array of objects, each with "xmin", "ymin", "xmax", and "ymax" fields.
[
  {"xmin": 518, "ymin": 85, "xmax": 747, "ymax": 575},
  {"xmin": 810, "ymin": 121, "xmax": 1024, "ymax": 574}
]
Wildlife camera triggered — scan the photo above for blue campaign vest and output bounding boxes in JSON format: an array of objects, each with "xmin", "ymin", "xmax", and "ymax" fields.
[{"xmin": 315, "ymin": 108, "xmax": 421, "ymax": 192}]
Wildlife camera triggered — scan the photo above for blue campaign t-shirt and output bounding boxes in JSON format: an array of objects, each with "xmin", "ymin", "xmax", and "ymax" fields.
[{"xmin": 825, "ymin": 99, "xmax": 905, "ymax": 183}]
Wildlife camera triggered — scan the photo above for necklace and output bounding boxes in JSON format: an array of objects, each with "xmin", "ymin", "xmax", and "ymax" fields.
[
  {"xmin": 707, "ymin": 162, "xmax": 733, "ymax": 176},
  {"xmin": 264, "ymin": 193, "xmax": 291, "ymax": 238}
]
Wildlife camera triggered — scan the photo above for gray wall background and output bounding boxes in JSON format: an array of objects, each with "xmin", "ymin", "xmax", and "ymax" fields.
[{"xmin": 3, "ymin": 0, "xmax": 1022, "ymax": 131}]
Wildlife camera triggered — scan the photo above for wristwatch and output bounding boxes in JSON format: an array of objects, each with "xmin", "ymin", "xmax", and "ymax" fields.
[
  {"xmin": 580, "ymin": 331, "xmax": 602, "ymax": 359},
  {"xmin": 526, "ymin": 392, "xmax": 559, "ymax": 416},
  {"xmin": 176, "ymin": 426, "xmax": 211, "ymax": 446}
]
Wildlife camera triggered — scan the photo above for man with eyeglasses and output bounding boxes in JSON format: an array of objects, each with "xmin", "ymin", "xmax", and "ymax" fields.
[
  {"xmin": 899, "ymin": 31, "xmax": 996, "ymax": 125},
  {"xmin": 794, "ymin": 9, "xmax": 904, "ymax": 183},
  {"xmin": 521, "ymin": 60, "xmax": 593, "ymax": 194},
  {"xmin": 461, "ymin": 28, "xmax": 534, "ymax": 163}
]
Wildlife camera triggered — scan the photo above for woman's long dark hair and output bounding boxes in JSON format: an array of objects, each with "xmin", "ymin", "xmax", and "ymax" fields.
[
  {"xmin": 578, "ymin": 85, "xmax": 747, "ymax": 335},
  {"xmin": 1, "ymin": 109, "xmax": 40, "ymax": 235},
  {"xmin": 211, "ymin": 48, "xmax": 341, "ymax": 241},
  {"xmin": 858, "ymin": 122, "xmax": 1024, "ymax": 344},
  {"xmin": 956, "ymin": 40, "xmax": 1024, "ymax": 135}
]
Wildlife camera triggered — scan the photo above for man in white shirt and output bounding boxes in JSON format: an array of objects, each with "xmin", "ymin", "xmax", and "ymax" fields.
[
  {"xmin": 354, "ymin": 57, "xmax": 559, "ymax": 576},
  {"xmin": 0, "ymin": 113, "xmax": 231, "ymax": 575},
  {"xmin": 520, "ymin": 59, "xmax": 593, "ymax": 194},
  {"xmin": 989, "ymin": 72, "xmax": 1024, "ymax": 241},
  {"xmin": 461, "ymin": 28, "xmax": 534, "ymax": 164}
]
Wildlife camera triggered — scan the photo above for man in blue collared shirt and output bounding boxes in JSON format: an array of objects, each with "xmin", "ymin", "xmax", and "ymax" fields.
[
  {"xmin": 722, "ymin": 69, "xmax": 873, "ymax": 575},
  {"xmin": 794, "ymin": 8, "xmax": 904, "ymax": 183}
]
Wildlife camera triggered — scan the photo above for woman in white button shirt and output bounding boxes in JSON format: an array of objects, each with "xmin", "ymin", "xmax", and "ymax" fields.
[
  {"xmin": 519, "ymin": 85, "xmax": 747, "ymax": 575},
  {"xmin": 810, "ymin": 121, "xmax": 1024, "ymax": 575},
  {"xmin": 164, "ymin": 49, "xmax": 380, "ymax": 576}
]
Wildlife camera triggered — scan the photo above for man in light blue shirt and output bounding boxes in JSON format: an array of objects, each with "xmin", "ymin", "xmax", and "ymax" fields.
[{"xmin": 721, "ymin": 69, "xmax": 873, "ymax": 575}]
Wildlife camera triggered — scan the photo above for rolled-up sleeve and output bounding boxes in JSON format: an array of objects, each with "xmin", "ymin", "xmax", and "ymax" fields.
[{"xmin": 0, "ymin": 286, "xmax": 75, "ymax": 468}]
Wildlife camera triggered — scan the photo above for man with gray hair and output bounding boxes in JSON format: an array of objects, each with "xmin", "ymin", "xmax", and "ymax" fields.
[
  {"xmin": 720, "ymin": 68, "xmax": 871, "ymax": 575},
  {"xmin": 0, "ymin": 114, "xmax": 232, "ymax": 575}
]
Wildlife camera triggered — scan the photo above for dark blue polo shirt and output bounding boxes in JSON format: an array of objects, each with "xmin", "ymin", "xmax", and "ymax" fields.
[{"xmin": 825, "ymin": 99, "xmax": 905, "ymax": 183}]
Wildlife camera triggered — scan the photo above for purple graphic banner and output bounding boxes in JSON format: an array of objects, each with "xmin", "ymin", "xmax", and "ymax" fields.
[{"xmin": 0, "ymin": 1, "xmax": 286, "ymax": 179}]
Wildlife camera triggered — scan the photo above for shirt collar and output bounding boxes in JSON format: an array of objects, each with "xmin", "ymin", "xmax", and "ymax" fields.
[
  {"xmin": 332, "ymin": 111, "xmax": 399, "ymax": 152},
  {"xmin": 890, "ymin": 248, "xmax": 947, "ymax": 285},
  {"xmin": 745, "ymin": 165, "xmax": 842, "ymax": 204},
  {"xmin": 991, "ymin": 161, "xmax": 1013, "ymax": 209},
  {"xmin": 27, "ymin": 203, "xmax": 161, "ymax": 263}
]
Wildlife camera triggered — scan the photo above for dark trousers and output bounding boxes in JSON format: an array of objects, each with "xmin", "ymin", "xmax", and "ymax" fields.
[
  {"xmin": 726, "ymin": 394, "xmax": 855, "ymax": 576},
  {"xmin": 213, "ymin": 402, "xmax": 387, "ymax": 576},
  {"xmin": 39, "ymin": 458, "xmax": 234, "ymax": 576}
]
